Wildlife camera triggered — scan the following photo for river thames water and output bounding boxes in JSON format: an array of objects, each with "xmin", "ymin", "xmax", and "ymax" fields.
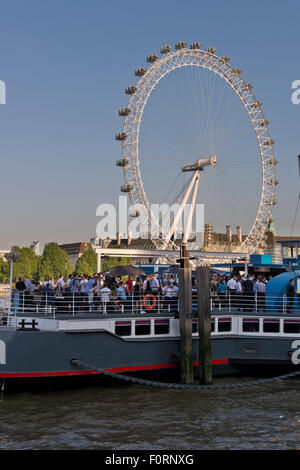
[{"xmin": 0, "ymin": 376, "xmax": 299, "ymax": 450}]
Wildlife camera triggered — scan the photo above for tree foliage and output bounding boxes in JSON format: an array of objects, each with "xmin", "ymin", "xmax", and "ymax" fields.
[
  {"xmin": 0, "ymin": 257, "xmax": 9, "ymax": 283},
  {"xmin": 38, "ymin": 243, "xmax": 73, "ymax": 281},
  {"xmin": 76, "ymin": 248, "xmax": 97, "ymax": 275}
]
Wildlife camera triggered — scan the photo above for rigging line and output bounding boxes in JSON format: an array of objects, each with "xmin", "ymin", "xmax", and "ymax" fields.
[
  {"xmin": 174, "ymin": 67, "xmax": 204, "ymax": 140},
  {"xmin": 154, "ymin": 71, "xmax": 202, "ymax": 156},
  {"xmin": 212, "ymin": 86, "xmax": 248, "ymax": 147},
  {"xmin": 205, "ymin": 66, "xmax": 219, "ymax": 153},
  {"xmin": 195, "ymin": 66, "xmax": 216, "ymax": 154},
  {"xmin": 197, "ymin": 65, "xmax": 219, "ymax": 155},
  {"xmin": 161, "ymin": 171, "xmax": 183, "ymax": 206},
  {"xmin": 189, "ymin": 66, "xmax": 203, "ymax": 148},
  {"xmin": 215, "ymin": 168, "xmax": 249, "ymax": 230},
  {"xmin": 200, "ymin": 68, "xmax": 216, "ymax": 155},
  {"xmin": 191, "ymin": 65, "xmax": 207, "ymax": 152},
  {"xmin": 291, "ymin": 193, "xmax": 300, "ymax": 236},
  {"xmin": 216, "ymin": 163, "xmax": 261, "ymax": 205},
  {"xmin": 212, "ymin": 95, "xmax": 252, "ymax": 150},
  {"xmin": 142, "ymin": 81, "xmax": 202, "ymax": 157},
  {"xmin": 207, "ymin": 75, "xmax": 232, "ymax": 150},
  {"xmin": 215, "ymin": 167, "xmax": 259, "ymax": 228},
  {"xmin": 142, "ymin": 112, "xmax": 196, "ymax": 157},
  {"xmin": 217, "ymin": 164, "xmax": 262, "ymax": 187}
]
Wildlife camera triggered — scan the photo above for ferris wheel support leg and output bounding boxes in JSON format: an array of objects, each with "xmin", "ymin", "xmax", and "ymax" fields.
[
  {"xmin": 165, "ymin": 171, "xmax": 199, "ymax": 246},
  {"xmin": 182, "ymin": 171, "xmax": 200, "ymax": 245}
]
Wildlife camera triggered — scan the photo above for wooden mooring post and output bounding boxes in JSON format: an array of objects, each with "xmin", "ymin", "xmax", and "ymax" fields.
[
  {"xmin": 178, "ymin": 244, "xmax": 194, "ymax": 384},
  {"xmin": 196, "ymin": 265, "xmax": 212, "ymax": 385}
]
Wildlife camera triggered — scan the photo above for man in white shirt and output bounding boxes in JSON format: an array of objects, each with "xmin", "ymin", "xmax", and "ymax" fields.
[
  {"xmin": 227, "ymin": 277, "xmax": 237, "ymax": 291},
  {"xmin": 151, "ymin": 276, "xmax": 160, "ymax": 293},
  {"xmin": 257, "ymin": 278, "xmax": 266, "ymax": 312},
  {"xmin": 100, "ymin": 284, "xmax": 111, "ymax": 303},
  {"xmin": 227, "ymin": 276, "xmax": 237, "ymax": 309}
]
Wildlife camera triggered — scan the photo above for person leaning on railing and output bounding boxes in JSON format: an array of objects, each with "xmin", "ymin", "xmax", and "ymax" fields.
[
  {"xmin": 217, "ymin": 278, "xmax": 227, "ymax": 308},
  {"xmin": 242, "ymin": 275, "xmax": 254, "ymax": 312},
  {"xmin": 287, "ymin": 278, "xmax": 295, "ymax": 314},
  {"xmin": 256, "ymin": 277, "xmax": 266, "ymax": 313},
  {"xmin": 99, "ymin": 283, "xmax": 112, "ymax": 313}
]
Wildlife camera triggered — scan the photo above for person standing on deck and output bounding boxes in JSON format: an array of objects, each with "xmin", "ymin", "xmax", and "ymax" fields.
[
  {"xmin": 243, "ymin": 275, "xmax": 254, "ymax": 311},
  {"xmin": 227, "ymin": 275, "xmax": 237, "ymax": 309},
  {"xmin": 287, "ymin": 278, "xmax": 295, "ymax": 314},
  {"xmin": 256, "ymin": 277, "xmax": 266, "ymax": 313}
]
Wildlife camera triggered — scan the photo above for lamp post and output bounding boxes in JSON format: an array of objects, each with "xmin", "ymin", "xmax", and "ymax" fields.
[{"xmin": 4, "ymin": 247, "xmax": 20, "ymax": 312}]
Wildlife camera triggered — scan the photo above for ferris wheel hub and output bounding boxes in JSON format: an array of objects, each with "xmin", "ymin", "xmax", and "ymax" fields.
[{"xmin": 181, "ymin": 156, "xmax": 217, "ymax": 172}]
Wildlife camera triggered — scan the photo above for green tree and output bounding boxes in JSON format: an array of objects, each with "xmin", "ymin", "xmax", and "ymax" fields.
[
  {"xmin": 38, "ymin": 243, "xmax": 73, "ymax": 281},
  {"xmin": 76, "ymin": 248, "xmax": 97, "ymax": 275},
  {"xmin": 0, "ymin": 257, "xmax": 9, "ymax": 283},
  {"xmin": 101, "ymin": 254, "xmax": 131, "ymax": 272},
  {"xmin": 13, "ymin": 247, "xmax": 40, "ymax": 280},
  {"xmin": 3, "ymin": 246, "xmax": 40, "ymax": 282}
]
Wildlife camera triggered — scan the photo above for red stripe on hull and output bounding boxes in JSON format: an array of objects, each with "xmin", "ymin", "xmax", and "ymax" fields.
[{"xmin": 0, "ymin": 359, "xmax": 229, "ymax": 378}]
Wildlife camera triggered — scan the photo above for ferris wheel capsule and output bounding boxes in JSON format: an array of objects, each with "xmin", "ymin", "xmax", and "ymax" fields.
[
  {"xmin": 250, "ymin": 100, "xmax": 262, "ymax": 109},
  {"xmin": 115, "ymin": 132, "xmax": 128, "ymax": 141},
  {"xmin": 268, "ymin": 177, "xmax": 279, "ymax": 186},
  {"xmin": 116, "ymin": 158, "xmax": 129, "ymax": 167},
  {"xmin": 260, "ymin": 119, "xmax": 269, "ymax": 126},
  {"xmin": 147, "ymin": 54, "xmax": 159, "ymax": 63},
  {"xmin": 120, "ymin": 184, "xmax": 133, "ymax": 193},
  {"xmin": 263, "ymin": 138, "xmax": 275, "ymax": 146},
  {"xmin": 175, "ymin": 41, "xmax": 187, "ymax": 50},
  {"xmin": 266, "ymin": 158, "xmax": 278, "ymax": 166},
  {"xmin": 160, "ymin": 45, "xmax": 172, "ymax": 54},
  {"xmin": 118, "ymin": 108, "xmax": 131, "ymax": 117},
  {"xmin": 241, "ymin": 83, "xmax": 253, "ymax": 91},
  {"xmin": 129, "ymin": 209, "xmax": 140, "ymax": 217},
  {"xmin": 190, "ymin": 42, "xmax": 202, "ymax": 50},
  {"xmin": 125, "ymin": 86, "xmax": 137, "ymax": 95},
  {"xmin": 222, "ymin": 56, "xmax": 230, "ymax": 62},
  {"xmin": 206, "ymin": 47, "xmax": 216, "ymax": 54},
  {"xmin": 135, "ymin": 67, "xmax": 147, "ymax": 77},
  {"xmin": 233, "ymin": 68, "xmax": 242, "ymax": 75}
]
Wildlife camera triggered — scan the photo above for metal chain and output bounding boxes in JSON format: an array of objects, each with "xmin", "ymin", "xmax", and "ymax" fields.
[{"xmin": 74, "ymin": 360, "xmax": 300, "ymax": 390}]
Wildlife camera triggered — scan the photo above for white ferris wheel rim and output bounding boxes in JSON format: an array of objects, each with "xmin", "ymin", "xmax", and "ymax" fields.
[{"xmin": 117, "ymin": 45, "xmax": 277, "ymax": 253}]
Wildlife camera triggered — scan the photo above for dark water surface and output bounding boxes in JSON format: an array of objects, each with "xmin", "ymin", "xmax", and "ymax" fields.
[{"xmin": 0, "ymin": 378, "xmax": 299, "ymax": 450}]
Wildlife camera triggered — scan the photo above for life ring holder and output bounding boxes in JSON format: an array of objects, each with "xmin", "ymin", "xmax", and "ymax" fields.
[{"xmin": 143, "ymin": 294, "xmax": 157, "ymax": 310}]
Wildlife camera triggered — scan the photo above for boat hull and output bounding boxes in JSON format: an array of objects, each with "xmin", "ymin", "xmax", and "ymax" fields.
[{"xmin": 0, "ymin": 327, "xmax": 298, "ymax": 390}]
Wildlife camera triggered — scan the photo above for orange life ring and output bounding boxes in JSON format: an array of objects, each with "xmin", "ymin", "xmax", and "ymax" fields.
[{"xmin": 143, "ymin": 294, "xmax": 157, "ymax": 310}]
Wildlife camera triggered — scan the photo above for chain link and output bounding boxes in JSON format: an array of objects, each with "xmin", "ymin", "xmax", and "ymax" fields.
[{"xmin": 75, "ymin": 360, "xmax": 300, "ymax": 390}]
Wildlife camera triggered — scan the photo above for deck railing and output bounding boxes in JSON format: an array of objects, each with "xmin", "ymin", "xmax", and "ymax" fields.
[{"xmin": 0, "ymin": 288, "xmax": 299, "ymax": 319}]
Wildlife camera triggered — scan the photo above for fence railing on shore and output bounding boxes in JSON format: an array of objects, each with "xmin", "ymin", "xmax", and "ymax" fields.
[{"xmin": 0, "ymin": 288, "xmax": 299, "ymax": 319}]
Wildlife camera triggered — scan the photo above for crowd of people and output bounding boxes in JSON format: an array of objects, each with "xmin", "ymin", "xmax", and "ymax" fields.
[
  {"xmin": 11, "ymin": 272, "xmax": 180, "ymax": 314},
  {"xmin": 9, "ymin": 270, "xmax": 297, "ymax": 315},
  {"xmin": 210, "ymin": 273, "xmax": 296, "ymax": 313}
]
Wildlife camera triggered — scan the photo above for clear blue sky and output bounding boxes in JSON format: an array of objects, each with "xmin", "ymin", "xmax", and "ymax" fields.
[{"xmin": 0, "ymin": 0, "xmax": 299, "ymax": 250}]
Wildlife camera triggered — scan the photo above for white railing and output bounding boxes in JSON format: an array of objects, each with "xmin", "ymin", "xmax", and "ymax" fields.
[
  {"xmin": 0, "ymin": 288, "xmax": 299, "ymax": 319},
  {"xmin": 3, "ymin": 289, "xmax": 180, "ymax": 317},
  {"xmin": 211, "ymin": 291, "xmax": 299, "ymax": 315}
]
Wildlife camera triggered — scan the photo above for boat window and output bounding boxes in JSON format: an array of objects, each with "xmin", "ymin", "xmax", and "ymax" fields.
[
  {"xmin": 135, "ymin": 320, "xmax": 151, "ymax": 336},
  {"xmin": 115, "ymin": 321, "xmax": 131, "ymax": 336},
  {"xmin": 154, "ymin": 319, "xmax": 169, "ymax": 335},
  {"xmin": 263, "ymin": 319, "xmax": 280, "ymax": 333},
  {"xmin": 192, "ymin": 319, "xmax": 198, "ymax": 333},
  {"xmin": 284, "ymin": 320, "xmax": 300, "ymax": 334},
  {"xmin": 211, "ymin": 318, "xmax": 215, "ymax": 333},
  {"xmin": 218, "ymin": 317, "xmax": 231, "ymax": 332},
  {"xmin": 243, "ymin": 318, "xmax": 260, "ymax": 332}
]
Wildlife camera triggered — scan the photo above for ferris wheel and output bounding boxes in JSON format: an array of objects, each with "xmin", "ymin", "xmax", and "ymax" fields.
[{"xmin": 115, "ymin": 41, "xmax": 277, "ymax": 254}]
